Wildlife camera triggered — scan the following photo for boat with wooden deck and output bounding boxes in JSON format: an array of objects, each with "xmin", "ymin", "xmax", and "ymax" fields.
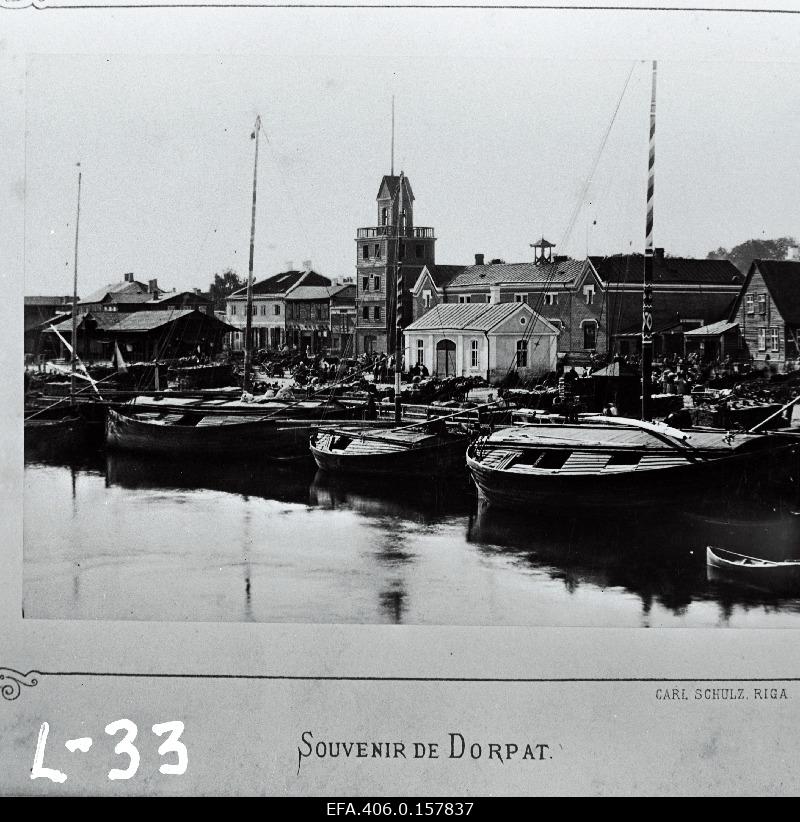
[
  {"xmin": 466, "ymin": 416, "xmax": 800, "ymax": 510},
  {"xmin": 106, "ymin": 405, "xmax": 374, "ymax": 460},
  {"xmin": 706, "ymin": 546, "xmax": 800, "ymax": 592},
  {"xmin": 466, "ymin": 62, "xmax": 800, "ymax": 512},
  {"xmin": 310, "ymin": 419, "xmax": 471, "ymax": 477}
]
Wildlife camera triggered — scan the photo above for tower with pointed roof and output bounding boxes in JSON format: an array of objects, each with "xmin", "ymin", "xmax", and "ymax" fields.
[{"xmin": 355, "ymin": 174, "xmax": 436, "ymax": 355}]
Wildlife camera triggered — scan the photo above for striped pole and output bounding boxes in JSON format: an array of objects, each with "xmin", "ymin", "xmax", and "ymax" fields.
[
  {"xmin": 394, "ymin": 172, "xmax": 405, "ymax": 423},
  {"xmin": 243, "ymin": 114, "xmax": 261, "ymax": 394},
  {"xmin": 641, "ymin": 61, "xmax": 657, "ymax": 421}
]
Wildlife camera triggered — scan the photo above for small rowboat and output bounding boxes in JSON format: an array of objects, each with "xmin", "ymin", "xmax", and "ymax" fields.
[{"xmin": 706, "ymin": 546, "xmax": 800, "ymax": 593}]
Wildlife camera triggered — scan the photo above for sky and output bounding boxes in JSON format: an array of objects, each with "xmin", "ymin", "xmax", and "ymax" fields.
[{"xmin": 5, "ymin": 6, "xmax": 800, "ymax": 298}]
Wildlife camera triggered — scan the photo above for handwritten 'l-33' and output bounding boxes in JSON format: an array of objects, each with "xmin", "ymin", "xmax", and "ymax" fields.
[{"xmin": 31, "ymin": 720, "xmax": 187, "ymax": 782}]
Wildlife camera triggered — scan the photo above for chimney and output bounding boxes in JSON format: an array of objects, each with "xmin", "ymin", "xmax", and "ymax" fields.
[
  {"xmin": 475, "ymin": 253, "xmax": 485, "ymax": 266},
  {"xmin": 148, "ymin": 278, "xmax": 159, "ymax": 294},
  {"xmin": 193, "ymin": 287, "xmax": 201, "ymax": 295},
  {"xmin": 302, "ymin": 259, "xmax": 312, "ymax": 271},
  {"xmin": 285, "ymin": 261, "xmax": 294, "ymax": 271},
  {"xmin": 654, "ymin": 248, "xmax": 665, "ymax": 262},
  {"xmin": 124, "ymin": 272, "xmax": 135, "ymax": 283}
]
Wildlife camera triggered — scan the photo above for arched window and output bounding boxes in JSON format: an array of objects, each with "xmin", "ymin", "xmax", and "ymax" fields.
[{"xmin": 435, "ymin": 339, "xmax": 457, "ymax": 376}]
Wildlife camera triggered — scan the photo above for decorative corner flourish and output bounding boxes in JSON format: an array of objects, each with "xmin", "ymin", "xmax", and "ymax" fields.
[{"xmin": 0, "ymin": 668, "xmax": 41, "ymax": 701}]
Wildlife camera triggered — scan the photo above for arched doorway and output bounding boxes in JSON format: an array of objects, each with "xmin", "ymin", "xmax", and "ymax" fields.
[{"xmin": 435, "ymin": 339, "xmax": 457, "ymax": 376}]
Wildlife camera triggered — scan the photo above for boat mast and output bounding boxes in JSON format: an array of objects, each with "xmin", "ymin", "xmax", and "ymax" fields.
[
  {"xmin": 641, "ymin": 60, "xmax": 657, "ymax": 421},
  {"xmin": 243, "ymin": 114, "xmax": 262, "ymax": 394},
  {"xmin": 394, "ymin": 171, "xmax": 405, "ymax": 423},
  {"xmin": 70, "ymin": 163, "xmax": 82, "ymax": 406}
]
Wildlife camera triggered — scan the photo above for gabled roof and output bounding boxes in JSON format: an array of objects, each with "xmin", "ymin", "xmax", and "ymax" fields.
[
  {"xmin": 755, "ymin": 260, "xmax": 800, "ymax": 324},
  {"xmin": 79, "ymin": 280, "xmax": 149, "ymax": 305},
  {"xmin": 25, "ymin": 295, "xmax": 74, "ymax": 306},
  {"xmin": 46, "ymin": 309, "xmax": 235, "ymax": 334},
  {"xmin": 377, "ymin": 175, "xmax": 414, "ymax": 203},
  {"xmin": 684, "ymin": 320, "xmax": 739, "ymax": 337},
  {"xmin": 589, "ymin": 254, "xmax": 743, "ymax": 286},
  {"xmin": 425, "ymin": 264, "xmax": 467, "ymax": 289},
  {"xmin": 405, "ymin": 301, "xmax": 557, "ymax": 334},
  {"xmin": 229, "ymin": 270, "xmax": 331, "ymax": 298},
  {"xmin": 149, "ymin": 291, "xmax": 212, "ymax": 305},
  {"xmin": 446, "ymin": 259, "xmax": 585, "ymax": 289}
]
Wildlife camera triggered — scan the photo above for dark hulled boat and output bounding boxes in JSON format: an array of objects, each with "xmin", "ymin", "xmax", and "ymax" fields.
[
  {"xmin": 107, "ymin": 406, "xmax": 354, "ymax": 460},
  {"xmin": 466, "ymin": 417, "xmax": 800, "ymax": 511},
  {"xmin": 310, "ymin": 421, "xmax": 471, "ymax": 478}
]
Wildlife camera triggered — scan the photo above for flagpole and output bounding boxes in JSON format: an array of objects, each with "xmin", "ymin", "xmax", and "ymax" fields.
[
  {"xmin": 243, "ymin": 115, "xmax": 261, "ymax": 395},
  {"xmin": 394, "ymin": 172, "xmax": 404, "ymax": 424},
  {"xmin": 71, "ymin": 163, "xmax": 82, "ymax": 405}
]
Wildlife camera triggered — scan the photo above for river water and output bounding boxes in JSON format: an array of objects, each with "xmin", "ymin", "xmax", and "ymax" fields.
[{"xmin": 23, "ymin": 448, "xmax": 800, "ymax": 627}]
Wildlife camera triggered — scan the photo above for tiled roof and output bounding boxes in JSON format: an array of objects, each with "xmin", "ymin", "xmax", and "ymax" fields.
[
  {"xmin": 79, "ymin": 280, "xmax": 148, "ymax": 305},
  {"xmin": 425, "ymin": 264, "xmax": 467, "ymax": 289},
  {"xmin": 589, "ymin": 255, "xmax": 743, "ymax": 286},
  {"xmin": 756, "ymin": 260, "xmax": 800, "ymax": 324},
  {"xmin": 286, "ymin": 286, "xmax": 337, "ymax": 301},
  {"xmin": 229, "ymin": 270, "xmax": 331, "ymax": 298},
  {"xmin": 406, "ymin": 301, "xmax": 550, "ymax": 333},
  {"xmin": 446, "ymin": 259, "xmax": 585, "ymax": 289}
]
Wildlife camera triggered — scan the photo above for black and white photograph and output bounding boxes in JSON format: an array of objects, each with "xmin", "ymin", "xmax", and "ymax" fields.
[{"xmin": 4, "ymin": 0, "xmax": 800, "ymax": 797}]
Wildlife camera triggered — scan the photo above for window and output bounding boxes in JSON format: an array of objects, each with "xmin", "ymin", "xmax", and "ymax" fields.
[
  {"xmin": 252, "ymin": 304, "xmax": 258, "ymax": 316},
  {"xmin": 471, "ymin": 339, "xmax": 479, "ymax": 367},
  {"xmin": 584, "ymin": 285, "xmax": 595, "ymax": 305},
  {"xmin": 416, "ymin": 244, "xmax": 424, "ymax": 258},
  {"xmin": 547, "ymin": 319, "xmax": 563, "ymax": 331},
  {"xmin": 514, "ymin": 294, "xmax": 527, "ymax": 303},
  {"xmin": 381, "ymin": 207, "xmax": 388, "ymax": 226},
  {"xmin": 458, "ymin": 295, "xmax": 471, "ymax": 304},
  {"xmin": 758, "ymin": 293, "xmax": 767, "ymax": 314},
  {"xmin": 316, "ymin": 306, "xmax": 322, "ymax": 320},
  {"xmin": 771, "ymin": 327, "xmax": 780, "ymax": 352},
  {"xmin": 231, "ymin": 305, "xmax": 237, "ymax": 315},
  {"xmin": 362, "ymin": 306, "xmax": 370, "ymax": 320},
  {"xmin": 758, "ymin": 327, "xmax": 766, "ymax": 351},
  {"xmin": 375, "ymin": 244, "xmax": 381, "ymax": 260},
  {"xmin": 260, "ymin": 305, "xmax": 267, "ymax": 315},
  {"xmin": 362, "ymin": 245, "xmax": 369, "ymax": 260},
  {"xmin": 373, "ymin": 306, "xmax": 381, "ymax": 320},
  {"xmin": 373, "ymin": 276, "xmax": 381, "ymax": 292},
  {"xmin": 516, "ymin": 340, "xmax": 528, "ymax": 368},
  {"xmin": 274, "ymin": 304, "xmax": 280, "ymax": 316},
  {"xmin": 416, "ymin": 339, "xmax": 424, "ymax": 365},
  {"xmin": 544, "ymin": 293, "xmax": 558, "ymax": 306},
  {"xmin": 583, "ymin": 321, "xmax": 597, "ymax": 349},
  {"xmin": 746, "ymin": 294, "xmax": 754, "ymax": 314},
  {"xmin": 423, "ymin": 290, "xmax": 432, "ymax": 309},
  {"xmin": 362, "ymin": 277, "xmax": 369, "ymax": 291}
]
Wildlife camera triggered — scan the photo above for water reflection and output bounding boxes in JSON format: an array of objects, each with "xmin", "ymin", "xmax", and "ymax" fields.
[{"xmin": 23, "ymin": 448, "xmax": 800, "ymax": 626}]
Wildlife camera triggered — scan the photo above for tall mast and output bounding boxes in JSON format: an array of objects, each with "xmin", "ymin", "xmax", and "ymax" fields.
[
  {"xmin": 391, "ymin": 96, "xmax": 395, "ymax": 177},
  {"xmin": 394, "ymin": 172, "xmax": 404, "ymax": 423},
  {"xmin": 70, "ymin": 163, "xmax": 82, "ymax": 405},
  {"xmin": 243, "ymin": 114, "xmax": 262, "ymax": 394},
  {"xmin": 641, "ymin": 60, "xmax": 657, "ymax": 421}
]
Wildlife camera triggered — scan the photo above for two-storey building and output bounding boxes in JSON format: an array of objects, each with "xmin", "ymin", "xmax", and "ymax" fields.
[{"xmin": 730, "ymin": 259, "xmax": 800, "ymax": 369}]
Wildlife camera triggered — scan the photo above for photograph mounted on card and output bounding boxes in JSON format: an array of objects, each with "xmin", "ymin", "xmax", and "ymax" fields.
[{"xmin": 3, "ymin": 0, "xmax": 800, "ymax": 797}]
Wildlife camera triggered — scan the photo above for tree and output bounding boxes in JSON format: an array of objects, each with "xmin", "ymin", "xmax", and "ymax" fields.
[
  {"xmin": 208, "ymin": 269, "xmax": 244, "ymax": 310},
  {"xmin": 707, "ymin": 237, "xmax": 797, "ymax": 274}
]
